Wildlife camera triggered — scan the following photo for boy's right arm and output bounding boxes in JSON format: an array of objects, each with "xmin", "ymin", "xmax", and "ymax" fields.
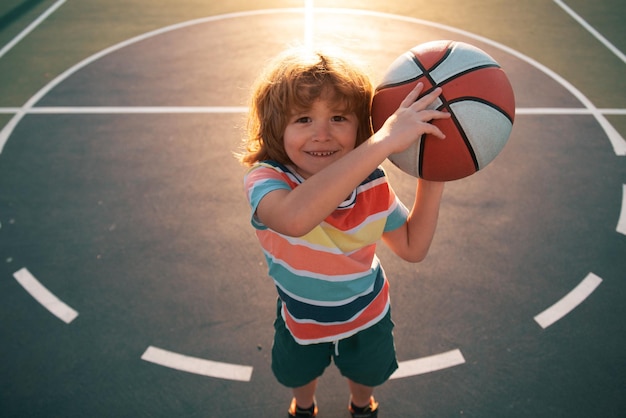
[{"xmin": 256, "ymin": 83, "xmax": 450, "ymax": 237}]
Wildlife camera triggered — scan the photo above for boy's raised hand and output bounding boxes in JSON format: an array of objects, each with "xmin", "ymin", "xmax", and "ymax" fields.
[{"xmin": 376, "ymin": 82, "xmax": 451, "ymax": 155}]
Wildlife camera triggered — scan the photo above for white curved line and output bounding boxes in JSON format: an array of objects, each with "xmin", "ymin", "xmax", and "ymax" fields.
[
  {"xmin": 390, "ymin": 349, "xmax": 466, "ymax": 379},
  {"xmin": 320, "ymin": 8, "xmax": 626, "ymax": 156},
  {"xmin": 13, "ymin": 267, "xmax": 78, "ymax": 324},
  {"xmin": 553, "ymin": 0, "xmax": 626, "ymax": 64},
  {"xmin": 141, "ymin": 346, "xmax": 253, "ymax": 382},
  {"xmin": 1, "ymin": 8, "xmax": 624, "ymax": 155},
  {"xmin": 0, "ymin": 8, "xmax": 301, "ymax": 154},
  {"xmin": 617, "ymin": 185, "xmax": 626, "ymax": 236},
  {"xmin": 0, "ymin": 0, "xmax": 67, "ymax": 59},
  {"xmin": 534, "ymin": 273, "xmax": 603, "ymax": 329}
]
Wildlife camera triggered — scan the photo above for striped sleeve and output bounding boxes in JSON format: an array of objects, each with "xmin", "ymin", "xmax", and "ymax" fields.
[
  {"xmin": 384, "ymin": 189, "xmax": 409, "ymax": 232},
  {"xmin": 243, "ymin": 163, "xmax": 293, "ymax": 230}
]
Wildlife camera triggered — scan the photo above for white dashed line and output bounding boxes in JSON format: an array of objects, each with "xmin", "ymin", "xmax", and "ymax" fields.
[
  {"xmin": 1, "ymin": 6, "xmax": 618, "ymax": 386},
  {"xmin": 390, "ymin": 349, "xmax": 466, "ymax": 379},
  {"xmin": 534, "ymin": 273, "xmax": 603, "ymax": 329},
  {"xmin": 12, "ymin": 267, "xmax": 78, "ymax": 324},
  {"xmin": 618, "ymin": 185, "xmax": 626, "ymax": 236},
  {"xmin": 141, "ymin": 346, "xmax": 253, "ymax": 382}
]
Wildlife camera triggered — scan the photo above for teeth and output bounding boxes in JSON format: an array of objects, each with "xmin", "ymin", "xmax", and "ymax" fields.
[{"xmin": 309, "ymin": 151, "xmax": 335, "ymax": 156}]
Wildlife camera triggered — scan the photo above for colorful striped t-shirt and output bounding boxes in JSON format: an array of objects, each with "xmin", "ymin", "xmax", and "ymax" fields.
[{"xmin": 244, "ymin": 161, "xmax": 408, "ymax": 345}]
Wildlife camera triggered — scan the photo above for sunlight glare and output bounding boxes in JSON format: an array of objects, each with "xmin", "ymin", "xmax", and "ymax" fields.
[{"xmin": 304, "ymin": 0, "xmax": 314, "ymax": 49}]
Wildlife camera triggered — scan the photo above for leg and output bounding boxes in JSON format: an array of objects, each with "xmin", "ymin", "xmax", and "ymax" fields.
[
  {"xmin": 292, "ymin": 378, "xmax": 318, "ymax": 409},
  {"xmin": 347, "ymin": 379, "xmax": 374, "ymax": 408}
]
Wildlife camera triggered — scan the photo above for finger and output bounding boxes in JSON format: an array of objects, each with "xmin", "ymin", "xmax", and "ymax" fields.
[
  {"xmin": 412, "ymin": 86, "xmax": 443, "ymax": 110},
  {"xmin": 399, "ymin": 82, "xmax": 424, "ymax": 108},
  {"xmin": 422, "ymin": 123, "xmax": 447, "ymax": 139},
  {"xmin": 417, "ymin": 109, "xmax": 451, "ymax": 122},
  {"xmin": 417, "ymin": 111, "xmax": 450, "ymax": 139}
]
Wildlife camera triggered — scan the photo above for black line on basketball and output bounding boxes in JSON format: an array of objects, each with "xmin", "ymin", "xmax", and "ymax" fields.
[
  {"xmin": 435, "ymin": 63, "xmax": 502, "ymax": 86},
  {"xmin": 447, "ymin": 97, "xmax": 515, "ymax": 123},
  {"xmin": 410, "ymin": 55, "xmax": 438, "ymax": 91},
  {"xmin": 375, "ymin": 76, "xmax": 423, "ymax": 92}
]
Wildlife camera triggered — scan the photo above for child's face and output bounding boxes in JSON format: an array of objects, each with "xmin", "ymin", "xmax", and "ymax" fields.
[{"xmin": 283, "ymin": 98, "xmax": 358, "ymax": 179}]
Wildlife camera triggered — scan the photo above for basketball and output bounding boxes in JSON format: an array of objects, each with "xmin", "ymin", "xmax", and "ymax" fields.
[{"xmin": 371, "ymin": 40, "xmax": 516, "ymax": 181}]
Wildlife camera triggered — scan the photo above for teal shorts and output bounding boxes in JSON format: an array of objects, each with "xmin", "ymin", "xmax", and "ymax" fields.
[{"xmin": 271, "ymin": 300, "xmax": 398, "ymax": 388}]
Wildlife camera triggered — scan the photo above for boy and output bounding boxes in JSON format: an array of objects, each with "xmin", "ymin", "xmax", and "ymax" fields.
[{"xmin": 239, "ymin": 47, "xmax": 449, "ymax": 417}]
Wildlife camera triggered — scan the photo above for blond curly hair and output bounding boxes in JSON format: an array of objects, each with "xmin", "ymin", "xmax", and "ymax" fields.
[{"xmin": 238, "ymin": 47, "xmax": 374, "ymax": 167}]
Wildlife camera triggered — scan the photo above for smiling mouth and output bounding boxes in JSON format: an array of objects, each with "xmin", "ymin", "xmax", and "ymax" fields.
[{"xmin": 306, "ymin": 151, "xmax": 337, "ymax": 157}]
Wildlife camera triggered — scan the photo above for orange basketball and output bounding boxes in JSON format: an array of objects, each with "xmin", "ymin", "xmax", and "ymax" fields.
[{"xmin": 372, "ymin": 40, "xmax": 516, "ymax": 181}]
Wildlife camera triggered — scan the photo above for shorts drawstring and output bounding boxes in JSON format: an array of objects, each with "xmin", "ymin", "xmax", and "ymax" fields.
[{"xmin": 334, "ymin": 340, "xmax": 340, "ymax": 357}]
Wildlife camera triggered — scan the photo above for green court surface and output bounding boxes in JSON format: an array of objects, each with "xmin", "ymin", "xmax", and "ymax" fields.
[{"xmin": 1, "ymin": 1, "xmax": 624, "ymax": 417}]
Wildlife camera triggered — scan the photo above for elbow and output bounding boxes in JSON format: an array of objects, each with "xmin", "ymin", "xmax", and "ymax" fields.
[
  {"xmin": 398, "ymin": 245, "xmax": 431, "ymax": 263},
  {"xmin": 281, "ymin": 226, "xmax": 312, "ymax": 238},
  {"xmin": 402, "ymin": 252, "xmax": 428, "ymax": 263},
  {"xmin": 272, "ymin": 218, "xmax": 314, "ymax": 238},
  {"xmin": 384, "ymin": 233, "xmax": 432, "ymax": 263},
  {"xmin": 258, "ymin": 208, "xmax": 315, "ymax": 237}
]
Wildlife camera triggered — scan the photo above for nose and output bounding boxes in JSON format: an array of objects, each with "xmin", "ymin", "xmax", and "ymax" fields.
[{"xmin": 312, "ymin": 120, "xmax": 330, "ymax": 142}]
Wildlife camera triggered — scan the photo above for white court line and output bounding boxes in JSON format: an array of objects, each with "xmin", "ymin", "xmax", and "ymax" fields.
[
  {"xmin": 0, "ymin": 106, "xmax": 624, "ymax": 116},
  {"xmin": 0, "ymin": 106, "xmax": 249, "ymax": 114},
  {"xmin": 534, "ymin": 273, "xmax": 603, "ymax": 329},
  {"xmin": 0, "ymin": 9, "xmax": 296, "ymax": 154},
  {"xmin": 1, "ymin": 8, "xmax": 625, "ymax": 156},
  {"xmin": 515, "ymin": 108, "xmax": 626, "ymax": 116},
  {"xmin": 390, "ymin": 349, "xmax": 466, "ymax": 379},
  {"xmin": 553, "ymin": 0, "xmax": 626, "ymax": 64},
  {"xmin": 13, "ymin": 267, "xmax": 78, "ymax": 324},
  {"xmin": 0, "ymin": 0, "xmax": 67, "ymax": 59},
  {"xmin": 617, "ymin": 185, "xmax": 626, "ymax": 236},
  {"xmin": 141, "ymin": 346, "xmax": 253, "ymax": 382}
]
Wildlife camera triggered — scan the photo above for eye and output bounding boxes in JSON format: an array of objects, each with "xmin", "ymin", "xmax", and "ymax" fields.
[
  {"xmin": 294, "ymin": 116, "xmax": 311, "ymax": 123},
  {"xmin": 331, "ymin": 115, "xmax": 347, "ymax": 122}
]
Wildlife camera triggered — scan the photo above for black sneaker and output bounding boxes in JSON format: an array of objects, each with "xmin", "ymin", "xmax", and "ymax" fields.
[
  {"xmin": 349, "ymin": 397, "xmax": 379, "ymax": 418},
  {"xmin": 287, "ymin": 398, "xmax": 318, "ymax": 417}
]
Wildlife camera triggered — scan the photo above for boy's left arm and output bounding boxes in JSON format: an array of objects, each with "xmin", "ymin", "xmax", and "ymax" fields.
[{"xmin": 382, "ymin": 179, "xmax": 444, "ymax": 263}]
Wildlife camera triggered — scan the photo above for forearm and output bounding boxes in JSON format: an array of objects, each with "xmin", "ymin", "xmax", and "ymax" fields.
[
  {"xmin": 408, "ymin": 179, "xmax": 444, "ymax": 256},
  {"xmin": 388, "ymin": 179, "xmax": 444, "ymax": 262},
  {"xmin": 272, "ymin": 135, "xmax": 394, "ymax": 235},
  {"xmin": 256, "ymin": 83, "xmax": 450, "ymax": 237}
]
